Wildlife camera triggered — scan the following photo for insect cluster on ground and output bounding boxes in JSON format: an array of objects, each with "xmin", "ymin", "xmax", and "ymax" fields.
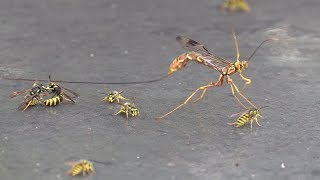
[
  {"xmin": 6, "ymin": 28, "xmax": 270, "ymax": 128},
  {"xmin": 9, "ymin": 76, "xmax": 79, "ymax": 111},
  {"xmin": 102, "ymin": 89, "xmax": 140, "ymax": 119},
  {"xmin": 1, "ymin": 1, "xmax": 274, "ymax": 177}
]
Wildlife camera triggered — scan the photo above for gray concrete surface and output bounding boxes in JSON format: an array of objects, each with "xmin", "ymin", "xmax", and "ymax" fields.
[{"xmin": 1, "ymin": 0, "xmax": 320, "ymax": 179}]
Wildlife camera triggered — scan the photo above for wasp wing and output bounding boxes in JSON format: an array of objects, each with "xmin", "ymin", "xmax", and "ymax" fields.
[
  {"xmin": 176, "ymin": 36, "xmax": 231, "ymax": 68},
  {"xmin": 61, "ymin": 93, "xmax": 76, "ymax": 103},
  {"xmin": 61, "ymin": 86, "xmax": 79, "ymax": 98},
  {"xmin": 10, "ymin": 88, "xmax": 31, "ymax": 98},
  {"xmin": 230, "ymin": 110, "xmax": 249, "ymax": 118}
]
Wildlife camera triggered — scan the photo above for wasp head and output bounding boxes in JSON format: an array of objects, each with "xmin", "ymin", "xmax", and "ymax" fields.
[
  {"xmin": 241, "ymin": 60, "xmax": 249, "ymax": 69},
  {"xmin": 48, "ymin": 82, "xmax": 57, "ymax": 88}
]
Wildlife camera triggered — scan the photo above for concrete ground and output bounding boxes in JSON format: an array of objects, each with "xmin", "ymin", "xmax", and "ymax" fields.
[{"xmin": 1, "ymin": 0, "xmax": 320, "ymax": 179}]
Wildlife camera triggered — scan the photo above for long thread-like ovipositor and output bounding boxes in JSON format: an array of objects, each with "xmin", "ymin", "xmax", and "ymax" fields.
[{"xmin": 2, "ymin": 74, "xmax": 170, "ymax": 85}]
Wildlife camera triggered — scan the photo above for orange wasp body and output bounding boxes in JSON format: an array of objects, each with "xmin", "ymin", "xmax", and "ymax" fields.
[{"xmin": 158, "ymin": 30, "xmax": 272, "ymax": 119}]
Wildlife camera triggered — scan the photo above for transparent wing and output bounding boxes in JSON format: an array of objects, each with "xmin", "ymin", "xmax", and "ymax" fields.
[
  {"xmin": 10, "ymin": 88, "xmax": 31, "ymax": 98},
  {"xmin": 61, "ymin": 86, "xmax": 79, "ymax": 98},
  {"xmin": 176, "ymin": 36, "xmax": 231, "ymax": 67},
  {"xmin": 230, "ymin": 110, "xmax": 249, "ymax": 118}
]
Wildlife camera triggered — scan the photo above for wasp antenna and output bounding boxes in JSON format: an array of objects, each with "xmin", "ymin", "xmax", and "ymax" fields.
[
  {"xmin": 130, "ymin": 97, "xmax": 136, "ymax": 106},
  {"xmin": 259, "ymin": 106, "xmax": 269, "ymax": 110},
  {"xmin": 247, "ymin": 39, "xmax": 273, "ymax": 61}
]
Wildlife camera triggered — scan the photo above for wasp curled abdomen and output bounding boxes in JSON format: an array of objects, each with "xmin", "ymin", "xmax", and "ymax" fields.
[
  {"xmin": 168, "ymin": 53, "xmax": 190, "ymax": 75},
  {"xmin": 44, "ymin": 95, "xmax": 63, "ymax": 106},
  {"xmin": 168, "ymin": 52, "xmax": 205, "ymax": 75}
]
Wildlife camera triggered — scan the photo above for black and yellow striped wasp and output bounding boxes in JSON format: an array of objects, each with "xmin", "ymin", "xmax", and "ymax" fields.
[
  {"xmin": 10, "ymin": 82, "xmax": 48, "ymax": 111},
  {"xmin": 41, "ymin": 75, "xmax": 79, "ymax": 106},
  {"xmin": 102, "ymin": 89, "xmax": 126, "ymax": 103},
  {"xmin": 223, "ymin": 0, "xmax": 250, "ymax": 13},
  {"xmin": 65, "ymin": 159, "xmax": 95, "ymax": 176},
  {"xmin": 114, "ymin": 98, "xmax": 139, "ymax": 119},
  {"xmin": 228, "ymin": 106, "xmax": 267, "ymax": 128}
]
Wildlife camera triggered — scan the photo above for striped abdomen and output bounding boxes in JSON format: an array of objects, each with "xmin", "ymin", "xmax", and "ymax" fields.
[
  {"xmin": 68, "ymin": 164, "xmax": 84, "ymax": 176},
  {"xmin": 233, "ymin": 113, "xmax": 250, "ymax": 127},
  {"xmin": 67, "ymin": 160, "xmax": 95, "ymax": 176},
  {"xmin": 44, "ymin": 95, "xmax": 63, "ymax": 106}
]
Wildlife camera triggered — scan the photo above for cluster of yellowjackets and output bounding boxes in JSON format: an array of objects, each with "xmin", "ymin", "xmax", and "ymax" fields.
[
  {"xmin": 10, "ymin": 78, "xmax": 79, "ymax": 111},
  {"xmin": 102, "ymin": 89, "xmax": 140, "ymax": 118}
]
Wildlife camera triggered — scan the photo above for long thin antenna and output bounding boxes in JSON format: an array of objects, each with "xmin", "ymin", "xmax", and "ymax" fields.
[
  {"xmin": 247, "ymin": 39, "xmax": 273, "ymax": 61},
  {"xmin": 2, "ymin": 74, "xmax": 170, "ymax": 85},
  {"xmin": 259, "ymin": 106, "xmax": 269, "ymax": 110}
]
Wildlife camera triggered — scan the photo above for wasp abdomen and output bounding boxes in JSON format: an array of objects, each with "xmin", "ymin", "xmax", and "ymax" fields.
[
  {"xmin": 234, "ymin": 113, "xmax": 249, "ymax": 127},
  {"xmin": 44, "ymin": 95, "xmax": 63, "ymax": 106}
]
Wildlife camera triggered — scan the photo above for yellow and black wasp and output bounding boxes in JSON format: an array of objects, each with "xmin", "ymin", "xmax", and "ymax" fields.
[
  {"xmin": 223, "ymin": 0, "xmax": 250, "ymax": 13},
  {"xmin": 41, "ymin": 75, "xmax": 79, "ymax": 106},
  {"xmin": 10, "ymin": 82, "xmax": 47, "ymax": 111},
  {"xmin": 228, "ymin": 107, "xmax": 266, "ymax": 128},
  {"xmin": 114, "ymin": 98, "xmax": 139, "ymax": 118},
  {"xmin": 66, "ymin": 159, "xmax": 95, "ymax": 176},
  {"xmin": 102, "ymin": 89, "xmax": 126, "ymax": 103}
]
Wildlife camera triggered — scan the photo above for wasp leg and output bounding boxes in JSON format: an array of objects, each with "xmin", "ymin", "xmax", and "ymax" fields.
[
  {"xmin": 239, "ymin": 72, "xmax": 251, "ymax": 93},
  {"xmin": 125, "ymin": 109, "xmax": 129, "ymax": 119},
  {"xmin": 227, "ymin": 76, "xmax": 257, "ymax": 109},
  {"xmin": 250, "ymin": 118, "xmax": 254, "ymax": 128},
  {"xmin": 255, "ymin": 114, "xmax": 263, "ymax": 126},
  {"xmin": 230, "ymin": 81, "xmax": 248, "ymax": 109},
  {"xmin": 227, "ymin": 76, "xmax": 249, "ymax": 109},
  {"xmin": 22, "ymin": 100, "xmax": 33, "ymax": 111},
  {"xmin": 192, "ymin": 74, "xmax": 224, "ymax": 104},
  {"xmin": 113, "ymin": 110, "xmax": 122, "ymax": 116},
  {"xmin": 157, "ymin": 83, "xmax": 218, "ymax": 119}
]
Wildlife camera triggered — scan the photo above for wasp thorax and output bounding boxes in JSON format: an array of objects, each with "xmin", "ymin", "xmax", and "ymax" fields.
[{"xmin": 168, "ymin": 55, "xmax": 190, "ymax": 75}]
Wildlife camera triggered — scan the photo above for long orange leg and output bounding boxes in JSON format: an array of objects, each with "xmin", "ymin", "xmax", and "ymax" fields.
[
  {"xmin": 192, "ymin": 74, "xmax": 224, "ymax": 103},
  {"xmin": 239, "ymin": 72, "xmax": 251, "ymax": 93},
  {"xmin": 228, "ymin": 78, "xmax": 248, "ymax": 110},
  {"xmin": 227, "ymin": 76, "xmax": 257, "ymax": 109},
  {"xmin": 157, "ymin": 75, "xmax": 224, "ymax": 119}
]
